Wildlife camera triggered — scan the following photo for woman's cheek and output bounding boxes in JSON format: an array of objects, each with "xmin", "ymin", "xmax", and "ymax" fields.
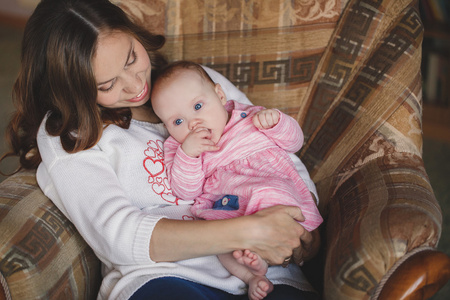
[{"xmin": 97, "ymin": 92, "xmax": 119, "ymax": 108}]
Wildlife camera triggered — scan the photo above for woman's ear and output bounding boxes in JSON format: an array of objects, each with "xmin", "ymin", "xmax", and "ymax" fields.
[{"xmin": 215, "ymin": 83, "xmax": 227, "ymax": 105}]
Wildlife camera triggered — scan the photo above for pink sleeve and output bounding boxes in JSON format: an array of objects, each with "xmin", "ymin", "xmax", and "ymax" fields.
[
  {"xmin": 164, "ymin": 137, "xmax": 205, "ymax": 200},
  {"xmin": 260, "ymin": 110, "xmax": 304, "ymax": 153}
]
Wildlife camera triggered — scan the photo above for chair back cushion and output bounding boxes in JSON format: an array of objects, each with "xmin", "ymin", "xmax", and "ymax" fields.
[{"xmin": 114, "ymin": 0, "xmax": 346, "ymax": 118}]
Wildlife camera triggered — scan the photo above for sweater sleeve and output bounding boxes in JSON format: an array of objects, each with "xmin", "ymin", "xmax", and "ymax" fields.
[
  {"xmin": 164, "ymin": 137, "xmax": 205, "ymax": 200},
  {"xmin": 36, "ymin": 127, "xmax": 164, "ymax": 266}
]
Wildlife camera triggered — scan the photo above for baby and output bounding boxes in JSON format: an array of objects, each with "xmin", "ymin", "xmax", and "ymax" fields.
[{"xmin": 151, "ymin": 61, "xmax": 323, "ymax": 300}]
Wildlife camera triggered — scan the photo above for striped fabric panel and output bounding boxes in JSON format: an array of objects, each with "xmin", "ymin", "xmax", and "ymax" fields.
[{"xmin": 299, "ymin": 0, "xmax": 424, "ymax": 182}]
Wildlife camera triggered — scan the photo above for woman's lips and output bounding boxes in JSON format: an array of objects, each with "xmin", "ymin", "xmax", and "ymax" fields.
[{"xmin": 128, "ymin": 82, "xmax": 148, "ymax": 102}]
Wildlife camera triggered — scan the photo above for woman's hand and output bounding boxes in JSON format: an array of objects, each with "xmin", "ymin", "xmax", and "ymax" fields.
[
  {"xmin": 292, "ymin": 228, "xmax": 321, "ymax": 266},
  {"xmin": 240, "ymin": 205, "xmax": 306, "ymax": 265}
]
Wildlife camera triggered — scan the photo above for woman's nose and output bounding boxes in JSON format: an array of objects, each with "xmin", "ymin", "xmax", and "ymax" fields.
[{"xmin": 124, "ymin": 72, "xmax": 142, "ymax": 94}]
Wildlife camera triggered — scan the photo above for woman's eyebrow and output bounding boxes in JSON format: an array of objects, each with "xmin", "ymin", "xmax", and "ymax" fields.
[
  {"xmin": 97, "ymin": 43, "xmax": 133, "ymax": 86},
  {"xmin": 97, "ymin": 78, "xmax": 114, "ymax": 86}
]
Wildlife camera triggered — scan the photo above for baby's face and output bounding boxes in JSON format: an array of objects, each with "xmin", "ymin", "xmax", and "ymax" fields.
[{"xmin": 151, "ymin": 69, "xmax": 229, "ymax": 144}]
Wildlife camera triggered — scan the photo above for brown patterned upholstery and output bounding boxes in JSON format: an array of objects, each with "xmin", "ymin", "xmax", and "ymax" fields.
[
  {"xmin": 1, "ymin": 0, "xmax": 449, "ymax": 299},
  {"xmin": 0, "ymin": 170, "xmax": 101, "ymax": 299}
]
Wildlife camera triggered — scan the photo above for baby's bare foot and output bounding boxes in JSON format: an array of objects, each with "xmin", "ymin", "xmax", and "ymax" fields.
[
  {"xmin": 233, "ymin": 249, "xmax": 268, "ymax": 276},
  {"xmin": 248, "ymin": 275, "xmax": 273, "ymax": 300}
]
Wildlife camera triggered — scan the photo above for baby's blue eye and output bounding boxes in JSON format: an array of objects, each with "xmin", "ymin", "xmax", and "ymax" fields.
[
  {"xmin": 194, "ymin": 103, "xmax": 203, "ymax": 110},
  {"xmin": 175, "ymin": 119, "xmax": 183, "ymax": 126}
]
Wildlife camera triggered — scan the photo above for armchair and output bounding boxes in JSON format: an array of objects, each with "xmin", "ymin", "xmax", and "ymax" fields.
[{"xmin": 1, "ymin": 0, "xmax": 449, "ymax": 299}]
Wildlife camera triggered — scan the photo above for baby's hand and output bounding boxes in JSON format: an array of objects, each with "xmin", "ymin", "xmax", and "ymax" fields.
[
  {"xmin": 252, "ymin": 109, "xmax": 280, "ymax": 130},
  {"xmin": 181, "ymin": 128, "xmax": 220, "ymax": 158}
]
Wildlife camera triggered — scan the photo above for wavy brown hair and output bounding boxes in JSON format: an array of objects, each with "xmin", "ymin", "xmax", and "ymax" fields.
[{"xmin": 1, "ymin": 0, "xmax": 167, "ymax": 172}]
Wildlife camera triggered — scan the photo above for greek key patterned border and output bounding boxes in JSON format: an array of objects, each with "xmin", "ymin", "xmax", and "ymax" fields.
[{"xmin": 205, "ymin": 54, "xmax": 321, "ymax": 88}]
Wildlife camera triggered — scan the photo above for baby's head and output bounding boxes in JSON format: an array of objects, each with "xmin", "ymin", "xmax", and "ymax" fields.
[{"xmin": 151, "ymin": 61, "xmax": 229, "ymax": 144}]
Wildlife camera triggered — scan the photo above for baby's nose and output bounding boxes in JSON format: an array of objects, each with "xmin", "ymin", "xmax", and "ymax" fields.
[{"xmin": 188, "ymin": 119, "xmax": 201, "ymax": 130}]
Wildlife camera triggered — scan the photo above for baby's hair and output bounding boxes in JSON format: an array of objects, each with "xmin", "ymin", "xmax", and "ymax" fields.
[{"xmin": 154, "ymin": 61, "xmax": 215, "ymax": 88}]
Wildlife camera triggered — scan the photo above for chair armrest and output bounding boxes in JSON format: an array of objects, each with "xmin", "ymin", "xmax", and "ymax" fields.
[
  {"xmin": 0, "ymin": 170, "xmax": 101, "ymax": 299},
  {"xmin": 375, "ymin": 248, "xmax": 450, "ymax": 299},
  {"xmin": 321, "ymin": 152, "xmax": 444, "ymax": 299}
]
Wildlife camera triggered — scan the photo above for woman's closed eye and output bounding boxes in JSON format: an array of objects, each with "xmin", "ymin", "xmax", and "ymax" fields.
[
  {"xmin": 98, "ymin": 51, "xmax": 137, "ymax": 93},
  {"xmin": 126, "ymin": 50, "xmax": 137, "ymax": 67},
  {"xmin": 99, "ymin": 79, "xmax": 116, "ymax": 92}
]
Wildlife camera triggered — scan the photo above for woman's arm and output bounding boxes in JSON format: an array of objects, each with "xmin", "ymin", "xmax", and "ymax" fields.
[
  {"xmin": 150, "ymin": 205, "xmax": 307, "ymax": 265},
  {"xmin": 39, "ymin": 147, "xmax": 307, "ymax": 266},
  {"xmin": 37, "ymin": 113, "xmax": 313, "ymax": 267}
]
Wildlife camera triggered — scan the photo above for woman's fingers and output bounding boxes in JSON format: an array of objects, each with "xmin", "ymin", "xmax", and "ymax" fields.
[
  {"xmin": 284, "ymin": 205, "xmax": 305, "ymax": 222},
  {"xmin": 245, "ymin": 206, "xmax": 306, "ymax": 265},
  {"xmin": 292, "ymin": 228, "xmax": 321, "ymax": 265}
]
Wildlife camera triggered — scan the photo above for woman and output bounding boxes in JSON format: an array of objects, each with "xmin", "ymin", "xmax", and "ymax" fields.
[{"xmin": 3, "ymin": 0, "xmax": 320, "ymax": 299}]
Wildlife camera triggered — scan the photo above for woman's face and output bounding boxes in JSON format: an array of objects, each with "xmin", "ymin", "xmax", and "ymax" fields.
[{"xmin": 93, "ymin": 30, "xmax": 151, "ymax": 108}]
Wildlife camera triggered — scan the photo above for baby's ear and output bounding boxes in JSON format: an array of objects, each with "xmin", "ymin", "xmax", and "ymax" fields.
[{"xmin": 215, "ymin": 83, "xmax": 227, "ymax": 105}]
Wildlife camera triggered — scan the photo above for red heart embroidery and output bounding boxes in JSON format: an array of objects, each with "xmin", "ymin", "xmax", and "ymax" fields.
[
  {"xmin": 144, "ymin": 148, "xmax": 156, "ymax": 159},
  {"xmin": 161, "ymin": 192, "xmax": 178, "ymax": 204},
  {"xmin": 144, "ymin": 157, "xmax": 164, "ymax": 177},
  {"xmin": 152, "ymin": 182, "xmax": 165, "ymax": 195},
  {"xmin": 146, "ymin": 140, "xmax": 164, "ymax": 160}
]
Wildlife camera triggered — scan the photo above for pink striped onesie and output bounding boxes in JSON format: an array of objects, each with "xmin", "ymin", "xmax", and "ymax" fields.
[{"xmin": 164, "ymin": 100, "xmax": 323, "ymax": 232}]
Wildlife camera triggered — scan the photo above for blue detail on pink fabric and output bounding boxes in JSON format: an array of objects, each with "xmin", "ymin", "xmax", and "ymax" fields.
[
  {"xmin": 212, "ymin": 195, "xmax": 239, "ymax": 210},
  {"xmin": 240, "ymin": 112, "xmax": 247, "ymax": 118}
]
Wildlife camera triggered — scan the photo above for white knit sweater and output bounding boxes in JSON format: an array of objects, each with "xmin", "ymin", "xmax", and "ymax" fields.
[{"xmin": 36, "ymin": 67, "xmax": 317, "ymax": 300}]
